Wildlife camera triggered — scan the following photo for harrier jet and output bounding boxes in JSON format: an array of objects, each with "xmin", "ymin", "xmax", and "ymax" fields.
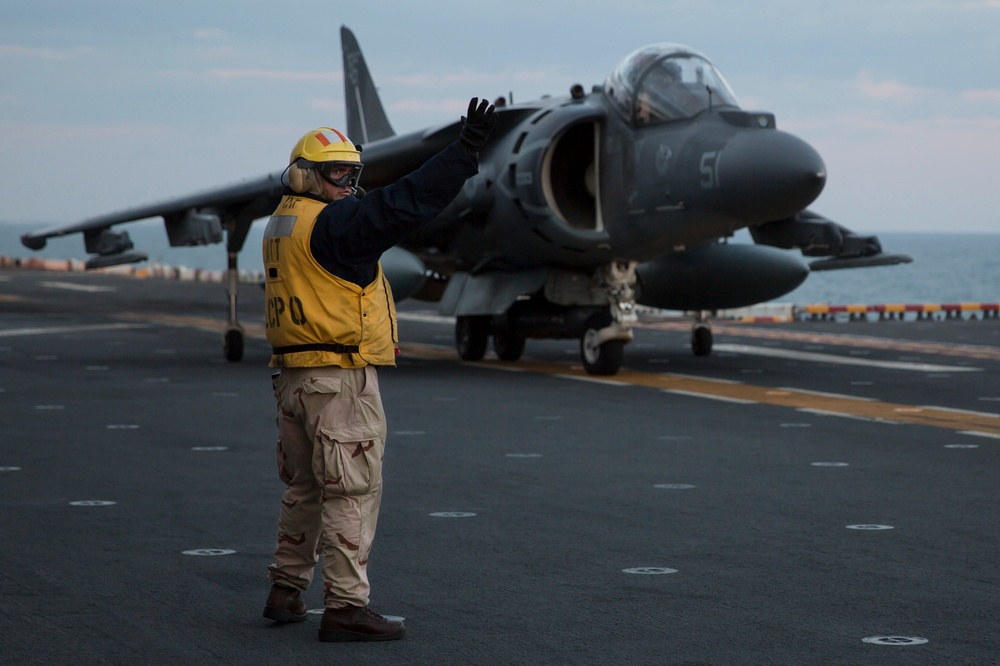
[{"xmin": 22, "ymin": 27, "xmax": 910, "ymax": 374}]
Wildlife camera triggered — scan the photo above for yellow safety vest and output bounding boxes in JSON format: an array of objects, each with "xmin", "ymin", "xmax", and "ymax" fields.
[{"xmin": 262, "ymin": 195, "xmax": 398, "ymax": 368}]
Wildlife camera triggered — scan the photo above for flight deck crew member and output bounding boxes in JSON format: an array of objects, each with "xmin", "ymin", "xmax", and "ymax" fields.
[{"xmin": 261, "ymin": 98, "xmax": 496, "ymax": 643}]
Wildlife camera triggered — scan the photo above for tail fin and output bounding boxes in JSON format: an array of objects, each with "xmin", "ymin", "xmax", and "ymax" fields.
[{"xmin": 340, "ymin": 26, "xmax": 395, "ymax": 144}]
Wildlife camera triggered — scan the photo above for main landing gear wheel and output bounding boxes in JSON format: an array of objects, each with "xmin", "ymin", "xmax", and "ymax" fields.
[
  {"xmin": 456, "ymin": 315, "xmax": 490, "ymax": 361},
  {"xmin": 493, "ymin": 328, "xmax": 526, "ymax": 361},
  {"xmin": 224, "ymin": 327, "xmax": 245, "ymax": 362},
  {"xmin": 692, "ymin": 323, "xmax": 713, "ymax": 357},
  {"xmin": 580, "ymin": 312, "xmax": 624, "ymax": 376}
]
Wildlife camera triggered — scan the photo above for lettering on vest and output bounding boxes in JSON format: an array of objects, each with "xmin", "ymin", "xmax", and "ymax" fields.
[
  {"xmin": 289, "ymin": 296, "xmax": 307, "ymax": 326},
  {"xmin": 266, "ymin": 297, "xmax": 285, "ymax": 329},
  {"xmin": 266, "ymin": 295, "xmax": 308, "ymax": 329},
  {"xmin": 264, "ymin": 237, "xmax": 281, "ymax": 265}
]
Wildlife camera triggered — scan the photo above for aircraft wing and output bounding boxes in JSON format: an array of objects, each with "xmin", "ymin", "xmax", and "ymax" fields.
[
  {"xmin": 19, "ymin": 104, "xmax": 529, "ymax": 273},
  {"xmin": 750, "ymin": 210, "xmax": 913, "ymax": 271},
  {"xmin": 21, "ymin": 173, "xmax": 285, "ymax": 268}
]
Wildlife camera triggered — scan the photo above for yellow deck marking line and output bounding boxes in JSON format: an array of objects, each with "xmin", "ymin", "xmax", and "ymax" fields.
[
  {"xmin": 118, "ymin": 313, "xmax": 1000, "ymax": 437},
  {"xmin": 117, "ymin": 313, "xmax": 267, "ymax": 339},
  {"xmin": 403, "ymin": 345, "xmax": 1000, "ymax": 437},
  {"xmin": 0, "ymin": 322, "xmax": 151, "ymax": 338}
]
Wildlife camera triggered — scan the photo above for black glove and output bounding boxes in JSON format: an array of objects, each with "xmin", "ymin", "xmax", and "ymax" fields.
[{"xmin": 459, "ymin": 97, "xmax": 497, "ymax": 154}]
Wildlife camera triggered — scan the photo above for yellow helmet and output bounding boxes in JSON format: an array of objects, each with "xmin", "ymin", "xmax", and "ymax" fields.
[
  {"xmin": 286, "ymin": 127, "xmax": 363, "ymax": 194},
  {"xmin": 289, "ymin": 127, "xmax": 361, "ymax": 166}
]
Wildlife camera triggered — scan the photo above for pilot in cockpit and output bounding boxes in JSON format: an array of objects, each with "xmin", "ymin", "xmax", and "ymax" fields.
[
  {"xmin": 636, "ymin": 61, "xmax": 682, "ymax": 126},
  {"xmin": 636, "ymin": 59, "xmax": 706, "ymax": 124},
  {"xmin": 636, "ymin": 91, "xmax": 655, "ymax": 125}
]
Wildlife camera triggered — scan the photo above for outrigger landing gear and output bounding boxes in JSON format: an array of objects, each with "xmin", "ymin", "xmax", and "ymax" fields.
[
  {"xmin": 691, "ymin": 310, "xmax": 714, "ymax": 357},
  {"xmin": 223, "ymin": 248, "xmax": 245, "ymax": 362},
  {"xmin": 224, "ymin": 327, "xmax": 244, "ymax": 362}
]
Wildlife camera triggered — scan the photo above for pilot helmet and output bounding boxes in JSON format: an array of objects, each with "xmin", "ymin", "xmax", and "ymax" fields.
[
  {"xmin": 658, "ymin": 60, "xmax": 682, "ymax": 83},
  {"xmin": 286, "ymin": 127, "xmax": 364, "ymax": 194}
]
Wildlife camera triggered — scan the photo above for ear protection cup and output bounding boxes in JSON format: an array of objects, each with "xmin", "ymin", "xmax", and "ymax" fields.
[{"xmin": 287, "ymin": 164, "xmax": 308, "ymax": 193}]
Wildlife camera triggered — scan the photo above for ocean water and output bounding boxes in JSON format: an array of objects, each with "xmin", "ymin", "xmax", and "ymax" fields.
[
  {"xmin": 2, "ymin": 220, "xmax": 997, "ymax": 306},
  {"xmin": 781, "ymin": 232, "xmax": 1000, "ymax": 306}
]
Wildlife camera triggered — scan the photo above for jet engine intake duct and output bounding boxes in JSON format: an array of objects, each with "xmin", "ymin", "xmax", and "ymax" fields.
[
  {"xmin": 511, "ymin": 101, "xmax": 610, "ymax": 255},
  {"xmin": 634, "ymin": 243, "xmax": 808, "ymax": 311},
  {"xmin": 543, "ymin": 122, "xmax": 599, "ymax": 232}
]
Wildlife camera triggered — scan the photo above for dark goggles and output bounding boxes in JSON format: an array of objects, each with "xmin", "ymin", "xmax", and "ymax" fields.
[{"xmin": 316, "ymin": 161, "xmax": 363, "ymax": 188}]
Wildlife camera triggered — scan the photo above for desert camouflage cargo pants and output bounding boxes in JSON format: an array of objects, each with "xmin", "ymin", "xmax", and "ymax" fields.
[{"xmin": 268, "ymin": 365, "xmax": 386, "ymax": 609}]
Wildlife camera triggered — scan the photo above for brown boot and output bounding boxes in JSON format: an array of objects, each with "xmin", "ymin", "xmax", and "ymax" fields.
[
  {"xmin": 318, "ymin": 606, "xmax": 406, "ymax": 642},
  {"xmin": 262, "ymin": 584, "xmax": 307, "ymax": 623}
]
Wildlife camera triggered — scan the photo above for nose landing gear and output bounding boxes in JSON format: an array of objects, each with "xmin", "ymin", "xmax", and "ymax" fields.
[{"xmin": 580, "ymin": 311, "xmax": 626, "ymax": 375}]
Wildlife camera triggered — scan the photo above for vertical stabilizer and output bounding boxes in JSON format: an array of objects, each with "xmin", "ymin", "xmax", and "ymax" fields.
[{"xmin": 340, "ymin": 26, "xmax": 395, "ymax": 144}]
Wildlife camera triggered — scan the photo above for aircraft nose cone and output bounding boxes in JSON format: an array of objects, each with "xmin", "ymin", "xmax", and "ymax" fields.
[
  {"xmin": 380, "ymin": 246, "xmax": 427, "ymax": 301},
  {"xmin": 715, "ymin": 130, "xmax": 826, "ymax": 222}
]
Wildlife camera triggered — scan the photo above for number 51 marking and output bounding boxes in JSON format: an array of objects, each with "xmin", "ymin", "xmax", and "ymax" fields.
[{"xmin": 700, "ymin": 151, "xmax": 722, "ymax": 189}]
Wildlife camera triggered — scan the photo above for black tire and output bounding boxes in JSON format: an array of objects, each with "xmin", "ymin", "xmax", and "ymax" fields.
[
  {"xmin": 456, "ymin": 315, "xmax": 490, "ymax": 361},
  {"xmin": 580, "ymin": 312, "xmax": 625, "ymax": 376},
  {"xmin": 692, "ymin": 324, "xmax": 713, "ymax": 357},
  {"xmin": 224, "ymin": 328, "xmax": 244, "ymax": 362},
  {"xmin": 493, "ymin": 329, "xmax": 526, "ymax": 361}
]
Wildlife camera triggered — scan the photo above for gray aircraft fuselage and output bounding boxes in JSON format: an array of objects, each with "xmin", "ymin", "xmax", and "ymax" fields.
[{"xmin": 426, "ymin": 95, "xmax": 826, "ymax": 269}]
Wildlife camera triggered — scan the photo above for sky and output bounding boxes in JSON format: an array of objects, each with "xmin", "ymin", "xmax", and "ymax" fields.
[{"xmin": 2, "ymin": 0, "xmax": 999, "ymax": 240}]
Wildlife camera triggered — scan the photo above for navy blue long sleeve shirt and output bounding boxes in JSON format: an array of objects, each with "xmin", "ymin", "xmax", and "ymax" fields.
[{"xmin": 305, "ymin": 141, "xmax": 478, "ymax": 287}]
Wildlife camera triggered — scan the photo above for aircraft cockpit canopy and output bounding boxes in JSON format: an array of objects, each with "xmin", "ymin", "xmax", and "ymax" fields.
[{"xmin": 605, "ymin": 44, "xmax": 740, "ymax": 126}]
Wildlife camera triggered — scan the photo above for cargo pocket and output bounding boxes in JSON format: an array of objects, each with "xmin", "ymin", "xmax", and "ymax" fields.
[
  {"xmin": 318, "ymin": 432, "xmax": 383, "ymax": 497},
  {"xmin": 308, "ymin": 369, "xmax": 386, "ymax": 498},
  {"xmin": 314, "ymin": 369, "xmax": 385, "ymax": 444},
  {"xmin": 302, "ymin": 376, "xmax": 343, "ymax": 398}
]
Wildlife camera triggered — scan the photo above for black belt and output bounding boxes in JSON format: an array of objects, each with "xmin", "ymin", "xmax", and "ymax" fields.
[{"xmin": 271, "ymin": 343, "xmax": 360, "ymax": 355}]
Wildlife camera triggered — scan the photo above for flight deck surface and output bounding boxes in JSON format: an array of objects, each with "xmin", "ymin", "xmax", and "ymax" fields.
[{"xmin": 2, "ymin": 269, "xmax": 997, "ymax": 665}]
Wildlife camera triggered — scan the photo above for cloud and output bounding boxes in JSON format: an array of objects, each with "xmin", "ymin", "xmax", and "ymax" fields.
[
  {"xmin": 193, "ymin": 28, "xmax": 229, "ymax": 41},
  {"xmin": 962, "ymin": 88, "xmax": 1000, "ymax": 104},
  {"xmin": 307, "ymin": 97, "xmax": 341, "ymax": 112},
  {"xmin": 196, "ymin": 46, "xmax": 241, "ymax": 60},
  {"xmin": 0, "ymin": 120, "xmax": 174, "ymax": 140},
  {"xmin": 855, "ymin": 70, "xmax": 934, "ymax": 102},
  {"xmin": 387, "ymin": 68, "xmax": 552, "ymax": 89},
  {"xmin": 161, "ymin": 68, "xmax": 341, "ymax": 83},
  {"xmin": 390, "ymin": 97, "xmax": 472, "ymax": 114},
  {"xmin": 784, "ymin": 111, "xmax": 1000, "ymax": 141},
  {"xmin": 181, "ymin": 28, "xmax": 238, "ymax": 60},
  {"xmin": 0, "ymin": 45, "xmax": 71, "ymax": 60}
]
